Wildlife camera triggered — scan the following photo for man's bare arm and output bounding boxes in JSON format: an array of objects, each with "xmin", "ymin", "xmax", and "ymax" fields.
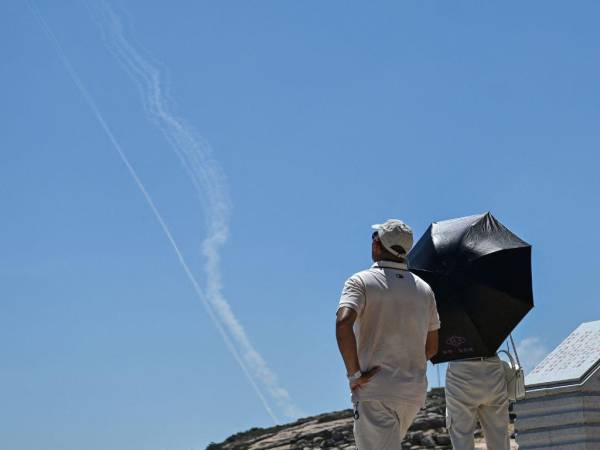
[
  {"xmin": 336, "ymin": 307, "xmax": 380, "ymax": 391},
  {"xmin": 336, "ymin": 307, "xmax": 361, "ymax": 375},
  {"xmin": 425, "ymin": 329, "xmax": 439, "ymax": 360}
]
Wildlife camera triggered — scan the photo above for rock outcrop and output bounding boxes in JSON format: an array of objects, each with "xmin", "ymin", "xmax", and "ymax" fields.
[{"xmin": 206, "ymin": 388, "xmax": 517, "ymax": 450}]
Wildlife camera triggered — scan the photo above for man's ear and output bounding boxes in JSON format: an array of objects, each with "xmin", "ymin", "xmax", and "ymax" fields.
[{"xmin": 373, "ymin": 239, "xmax": 382, "ymax": 256}]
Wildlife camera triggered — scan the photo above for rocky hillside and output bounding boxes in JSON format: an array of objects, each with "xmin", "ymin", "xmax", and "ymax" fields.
[{"xmin": 206, "ymin": 388, "xmax": 517, "ymax": 450}]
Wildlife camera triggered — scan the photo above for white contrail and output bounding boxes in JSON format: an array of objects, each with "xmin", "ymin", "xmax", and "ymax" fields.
[
  {"xmin": 28, "ymin": 1, "xmax": 284, "ymax": 423},
  {"xmin": 75, "ymin": 0, "xmax": 300, "ymax": 419},
  {"xmin": 88, "ymin": 1, "xmax": 301, "ymax": 419}
]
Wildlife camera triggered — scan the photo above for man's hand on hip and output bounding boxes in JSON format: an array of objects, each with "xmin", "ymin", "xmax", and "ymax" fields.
[{"xmin": 350, "ymin": 366, "xmax": 381, "ymax": 391}]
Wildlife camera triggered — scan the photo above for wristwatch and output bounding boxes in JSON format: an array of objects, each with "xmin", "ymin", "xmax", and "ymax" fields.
[{"xmin": 348, "ymin": 370, "xmax": 362, "ymax": 381}]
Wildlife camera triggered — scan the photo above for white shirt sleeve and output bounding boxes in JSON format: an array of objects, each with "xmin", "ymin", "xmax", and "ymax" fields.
[
  {"xmin": 337, "ymin": 275, "xmax": 366, "ymax": 316},
  {"xmin": 428, "ymin": 289, "xmax": 441, "ymax": 331}
]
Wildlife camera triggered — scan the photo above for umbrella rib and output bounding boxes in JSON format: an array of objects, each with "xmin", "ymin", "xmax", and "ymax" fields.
[{"xmin": 466, "ymin": 245, "xmax": 531, "ymax": 264}]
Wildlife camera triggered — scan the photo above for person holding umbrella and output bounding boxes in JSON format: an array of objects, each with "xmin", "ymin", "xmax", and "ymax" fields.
[
  {"xmin": 336, "ymin": 219, "xmax": 441, "ymax": 450},
  {"xmin": 445, "ymin": 355, "xmax": 510, "ymax": 449},
  {"xmin": 408, "ymin": 212, "xmax": 533, "ymax": 450}
]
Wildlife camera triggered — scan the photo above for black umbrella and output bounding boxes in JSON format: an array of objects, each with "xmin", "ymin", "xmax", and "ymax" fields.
[{"xmin": 408, "ymin": 212, "xmax": 533, "ymax": 363}]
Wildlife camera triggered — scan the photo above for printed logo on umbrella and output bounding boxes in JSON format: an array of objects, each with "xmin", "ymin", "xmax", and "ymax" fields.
[{"xmin": 446, "ymin": 336, "xmax": 467, "ymax": 347}]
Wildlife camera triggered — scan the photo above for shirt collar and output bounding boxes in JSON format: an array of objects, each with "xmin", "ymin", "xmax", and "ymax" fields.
[{"xmin": 371, "ymin": 260, "xmax": 408, "ymax": 270}]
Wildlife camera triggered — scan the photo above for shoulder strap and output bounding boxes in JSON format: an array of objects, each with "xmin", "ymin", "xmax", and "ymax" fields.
[
  {"xmin": 508, "ymin": 334, "xmax": 522, "ymax": 369},
  {"xmin": 497, "ymin": 349, "xmax": 516, "ymax": 368}
]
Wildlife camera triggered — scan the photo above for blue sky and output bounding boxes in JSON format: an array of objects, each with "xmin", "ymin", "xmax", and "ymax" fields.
[{"xmin": 2, "ymin": 1, "xmax": 600, "ymax": 449}]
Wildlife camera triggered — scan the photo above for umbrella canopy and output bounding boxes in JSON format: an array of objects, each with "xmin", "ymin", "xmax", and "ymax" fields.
[{"xmin": 408, "ymin": 212, "xmax": 533, "ymax": 363}]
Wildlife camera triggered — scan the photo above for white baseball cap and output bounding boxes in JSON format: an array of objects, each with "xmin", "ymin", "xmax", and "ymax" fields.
[{"xmin": 371, "ymin": 219, "xmax": 413, "ymax": 257}]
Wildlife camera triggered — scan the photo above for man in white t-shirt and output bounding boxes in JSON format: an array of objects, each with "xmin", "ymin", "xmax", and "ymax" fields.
[{"xmin": 336, "ymin": 219, "xmax": 441, "ymax": 450}]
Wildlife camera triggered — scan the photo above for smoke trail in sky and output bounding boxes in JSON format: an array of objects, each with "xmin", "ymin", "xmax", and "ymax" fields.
[
  {"xmin": 88, "ymin": 0, "xmax": 301, "ymax": 420},
  {"xmin": 29, "ymin": 1, "xmax": 299, "ymax": 422}
]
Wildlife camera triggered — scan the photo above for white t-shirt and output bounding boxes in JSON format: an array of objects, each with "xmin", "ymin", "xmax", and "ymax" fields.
[{"xmin": 338, "ymin": 260, "xmax": 441, "ymax": 406}]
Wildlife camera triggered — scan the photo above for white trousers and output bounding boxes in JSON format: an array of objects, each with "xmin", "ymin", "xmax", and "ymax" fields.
[
  {"xmin": 353, "ymin": 400, "xmax": 421, "ymax": 450},
  {"xmin": 445, "ymin": 356, "xmax": 510, "ymax": 450}
]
